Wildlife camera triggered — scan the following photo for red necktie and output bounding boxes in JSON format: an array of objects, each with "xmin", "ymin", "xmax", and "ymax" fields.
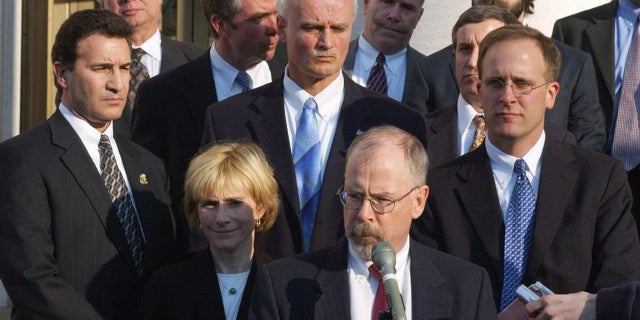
[
  {"xmin": 369, "ymin": 264, "xmax": 389, "ymax": 320},
  {"xmin": 366, "ymin": 52, "xmax": 388, "ymax": 95}
]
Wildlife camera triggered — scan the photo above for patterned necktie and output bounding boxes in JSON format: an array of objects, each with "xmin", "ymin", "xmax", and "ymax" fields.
[
  {"xmin": 369, "ymin": 264, "xmax": 389, "ymax": 320},
  {"xmin": 235, "ymin": 71, "xmax": 252, "ymax": 92},
  {"xmin": 500, "ymin": 159, "xmax": 536, "ymax": 311},
  {"xmin": 293, "ymin": 98, "xmax": 321, "ymax": 251},
  {"xmin": 469, "ymin": 114, "xmax": 486, "ymax": 151},
  {"xmin": 127, "ymin": 48, "xmax": 150, "ymax": 108},
  {"xmin": 99, "ymin": 135, "xmax": 144, "ymax": 274},
  {"xmin": 367, "ymin": 52, "xmax": 388, "ymax": 95},
  {"xmin": 612, "ymin": 16, "xmax": 640, "ymax": 171}
]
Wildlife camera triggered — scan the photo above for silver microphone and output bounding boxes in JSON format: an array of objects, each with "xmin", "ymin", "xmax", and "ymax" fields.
[{"xmin": 372, "ymin": 241, "xmax": 407, "ymax": 320}]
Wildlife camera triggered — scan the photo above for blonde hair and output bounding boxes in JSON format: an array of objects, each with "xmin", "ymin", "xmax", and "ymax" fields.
[{"xmin": 183, "ymin": 141, "xmax": 279, "ymax": 233}]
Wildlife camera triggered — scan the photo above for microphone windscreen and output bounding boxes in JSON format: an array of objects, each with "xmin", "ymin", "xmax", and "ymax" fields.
[{"xmin": 372, "ymin": 241, "xmax": 396, "ymax": 270}]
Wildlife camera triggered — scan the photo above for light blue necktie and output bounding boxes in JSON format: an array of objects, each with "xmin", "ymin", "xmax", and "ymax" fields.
[
  {"xmin": 235, "ymin": 71, "xmax": 252, "ymax": 92},
  {"xmin": 500, "ymin": 159, "xmax": 536, "ymax": 311},
  {"xmin": 293, "ymin": 98, "xmax": 321, "ymax": 251}
]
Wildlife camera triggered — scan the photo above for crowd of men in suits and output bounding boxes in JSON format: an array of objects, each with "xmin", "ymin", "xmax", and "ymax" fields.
[{"xmin": 1, "ymin": 0, "xmax": 640, "ymax": 318}]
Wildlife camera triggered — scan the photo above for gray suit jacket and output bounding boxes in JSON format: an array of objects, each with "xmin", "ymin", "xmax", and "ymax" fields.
[
  {"xmin": 115, "ymin": 36, "xmax": 206, "ymax": 138},
  {"xmin": 250, "ymin": 238, "xmax": 497, "ymax": 319},
  {"xmin": 343, "ymin": 38, "xmax": 427, "ymax": 103},
  {"xmin": 0, "ymin": 111, "xmax": 179, "ymax": 319},
  {"xmin": 404, "ymin": 41, "xmax": 607, "ymax": 152}
]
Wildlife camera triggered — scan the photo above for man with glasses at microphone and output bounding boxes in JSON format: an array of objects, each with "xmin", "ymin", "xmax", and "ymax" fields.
[{"xmin": 250, "ymin": 125, "xmax": 496, "ymax": 319}]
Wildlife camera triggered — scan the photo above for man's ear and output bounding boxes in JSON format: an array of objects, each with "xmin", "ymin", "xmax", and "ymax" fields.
[
  {"xmin": 53, "ymin": 62, "xmax": 70, "ymax": 89},
  {"xmin": 277, "ymin": 16, "xmax": 287, "ymax": 43},
  {"xmin": 211, "ymin": 15, "xmax": 230, "ymax": 39}
]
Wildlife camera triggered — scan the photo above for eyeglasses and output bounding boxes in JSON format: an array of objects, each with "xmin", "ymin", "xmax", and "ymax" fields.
[
  {"xmin": 482, "ymin": 79, "xmax": 551, "ymax": 97},
  {"xmin": 337, "ymin": 185, "xmax": 419, "ymax": 214}
]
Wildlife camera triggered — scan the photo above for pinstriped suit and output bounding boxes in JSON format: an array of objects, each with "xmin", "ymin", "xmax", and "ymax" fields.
[{"xmin": 0, "ymin": 111, "xmax": 179, "ymax": 319}]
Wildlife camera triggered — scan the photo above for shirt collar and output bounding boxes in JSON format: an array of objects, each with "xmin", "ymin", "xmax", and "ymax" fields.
[
  {"xmin": 282, "ymin": 66, "xmax": 344, "ymax": 122},
  {"xmin": 456, "ymin": 94, "xmax": 482, "ymax": 136},
  {"xmin": 58, "ymin": 103, "xmax": 114, "ymax": 144},
  {"xmin": 485, "ymin": 131, "xmax": 545, "ymax": 190},
  {"xmin": 133, "ymin": 29, "xmax": 162, "ymax": 62},
  {"xmin": 357, "ymin": 34, "xmax": 407, "ymax": 75},
  {"xmin": 347, "ymin": 237, "xmax": 411, "ymax": 278}
]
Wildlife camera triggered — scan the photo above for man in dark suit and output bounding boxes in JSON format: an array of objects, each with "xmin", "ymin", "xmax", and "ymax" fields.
[
  {"xmin": 98, "ymin": 0, "xmax": 205, "ymax": 137},
  {"xmin": 132, "ymin": 0, "xmax": 284, "ymax": 251},
  {"xmin": 552, "ymin": 0, "xmax": 640, "ymax": 235},
  {"xmin": 342, "ymin": 0, "xmax": 427, "ymax": 103},
  {"xmin": 201, "ymin": 0, "xmax": 427, "ymax": 261},
  {"xmin": 423, "ymin": 6, "xmax": 575, "ymax": 169},
  {"xmin": 250, "ymin": 125, "xmax": 496, "ymax": 319},
  {"xmin": 414, "ymin": 25, "xmax": 640, "ymax": 311},
  {"xmin": 0, "ymin": 10, "xmax": 178, "ymax": 319},
  {"xmin": 405, "ymin": 0, "xmax": 607, "ymax": 152}
]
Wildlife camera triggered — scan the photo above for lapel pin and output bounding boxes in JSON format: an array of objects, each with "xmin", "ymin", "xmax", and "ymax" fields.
[
  {"xmin": 139, "ymin": 174, "xmax": 148, "ymax": 185},
  {"xmin": 356, "ymin": 129, "xmax": 364, "ymax": 135}
]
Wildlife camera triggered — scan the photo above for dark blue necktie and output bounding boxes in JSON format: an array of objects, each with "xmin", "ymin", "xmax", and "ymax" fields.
[
  {"xmin": 235, "ymin": 71, "xmax": 252, "ymax": 92},
  {"xmin": 500, "ymin": 159, "xmax": 536, "ymax": 310},
  {"xmin": 366, "ymin": 52, "xmax": 388, "ymax": 95},
  {"xmin": 293, "ymin": 98, "xmax": 321, "ymax": 251}
]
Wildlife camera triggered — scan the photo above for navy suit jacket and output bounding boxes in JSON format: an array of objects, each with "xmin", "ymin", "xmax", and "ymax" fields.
[
  {"xmin": 404, "ymin": 41, "xmax": 607, "ymax": 152},
  {"xmin": 0, "ymin": 111, "xmax": 179, "ymax": 319},
  {"xmin": 140, "ymin": 249, "xmax": 265, "ymax": 320},
  {"xmin": 201, "ymin": 75, "xmax": 428, "ymax": 260},
  {"xmin": 596, "ymin": 282, "xmax": 640, "ymax": 320},
  {"xmin": 414, "ymin": 139, "xmax": 640, "ymax": 308},
  {"xmin": 343, "ymin": 38, "xmax": 427, "ymax": 103},
  {"xmin": 424, "ymin": 104, "xmax": 576, "ymax": 169},
  {"xmin": 249, "ymin": 238, "xmax": 497, "ymax": 319},
  {"xmin": 131, "ymin": 51, "xmax": 284, "ymax": 251},
  {"xmin": 115, "ymin": 36, "xmax": 206, "ymax": 138}
]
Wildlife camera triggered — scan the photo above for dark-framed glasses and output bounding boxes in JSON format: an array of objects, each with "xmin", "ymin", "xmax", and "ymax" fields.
[
  {"xmin": 482, "ymin": 79, "xmax": 551, "ymax": 97},
  {"xmin": 337, "ymin": 185, "xmax": 420, "ymax": 214}
]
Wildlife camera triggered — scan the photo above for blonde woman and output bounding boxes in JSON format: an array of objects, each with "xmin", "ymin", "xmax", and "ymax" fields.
[{"xmin": 141, "ymin": 141, "xmax": 279, "ymax": 320}]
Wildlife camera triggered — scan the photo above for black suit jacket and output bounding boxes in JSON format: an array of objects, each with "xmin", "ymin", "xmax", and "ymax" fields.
[
  {"xmin": 404, "ymin": 41, "xmax": 607, "ymax": 152},
  {"xmin": 0, "ymin": 111, "xmax": 179, "ymax": 319},
  {"xmin": 115, "ymin": 36, "xmax": 206, "ymax": 138},
  {"xmin": 596, "ymin": 282, "xmax": 640, "ymax": 320},
  {"xmin": 131, "ymin": 51, "xmax": 284, "ymax": 251},
  {"xmin": 414, "ymin": 139, "xmax": 640, "ymax": 308},
  {"xmin": 424, "ymin": 105, "xmax": 577, "ymax": 169},
  {"xmin": 140, "ymin": 249, "xmax": 261, "ymax": 320},
  {"xmin": 201, "ymin": 75, "xmax": 428, "ymax": 260},
  {"xmin": 343, "ymin": 38, "xmax": 427, "ymax": 103},
  {"xmin": 249, "ymin": 238, "xmax": 496, "ymax": 319},
  {"xmin": 552, "ymin": 1, "xmax": 617, "ymax": 134}
]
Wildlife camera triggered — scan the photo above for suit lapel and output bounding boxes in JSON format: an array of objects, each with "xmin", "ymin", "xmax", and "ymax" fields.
[
  {"xmin": 409, "ymin": 241, "xmax": 450, "ymax": 319},
  {"xmin": 247, "ymin": 79, "xmax": 300, "ymax": 215},
  {"xmin": 524, "ymin": 141, "xmax": 577, "ymax": 282},
  {"xmin": 584, "ymin": 3, "xmax": 616, "ymax": 102},
  {"xmin": 315, "ymin": 239, "xmax": 351, "ymax": 319},
  {"xmin": 343, "ymin": 40, "xmax": 358, "ymax": 77},
  {"xmin": 184, "ymin": 52, "xmax": 218, "ymax": 136},
  {"xmin": 426, "ymin": 105, "xmax": 459, "ymax": 168},
  {"xmin": 184, "ymin": 251, "xmax": 227, "ymax": 319},
  {"xmin": 50, "ymin": 112, "xmax": 138, "ymax": 273},
  {"xmin": 454, "ymin": 147, "xmax": 504, "ymax": 277}
]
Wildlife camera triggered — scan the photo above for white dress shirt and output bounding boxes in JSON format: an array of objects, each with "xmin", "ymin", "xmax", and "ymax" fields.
[
  {"xmin": 348, "ymin": 237, "xmax": 412, "ymax": 320},
  {"xmin": 351, "ymin": 35, "xmax": 407, "ymax": 102},
  {"xmin": 134, "ymin": 29, "xmax": 162, "ymax": 78},
  {"xmin": 485, "ymin": 133, "xmax": 545, "ymax": 221},
  {"xmin": 283, "ymin": 68, "xmax": 344, "ymax": 182},
  {"xmin": 456, "ymin": 95, "xmax": 484, "ymax": 156},
  {"xmin": 59, "ymin": 103, "xmax": 146, "ymax": 240},
  {"xmin": 210, "ymin": 44, "xmax": 273, "ymax": 102}
]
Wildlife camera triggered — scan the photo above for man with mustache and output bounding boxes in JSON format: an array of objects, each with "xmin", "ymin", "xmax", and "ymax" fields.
[
  {"xmin": 250, "ymin": 125, "xmax": 496, "ymax": 319},
  {"xmin": 131, "ymin": 0, "xmax": 284, "ymax": 252},
  {"xmin": 343, "ymin": 0, "xmax": 426, "ymax": 102},
  {"xmin": 0, "ymin": 10, "xmax": 179, "ymax": 319},
  {"xmin": 97, "ymin": 0, "xmax": 205, "ymax": 137},
  {"xmin": 201, "ymin": 0, "xmax": 427, "ymax": 261}
]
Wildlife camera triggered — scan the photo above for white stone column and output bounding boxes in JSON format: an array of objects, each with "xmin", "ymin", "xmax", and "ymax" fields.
[{"xmin": 0, "ymin": 0, "xmax": 21, "ymax": 142}]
